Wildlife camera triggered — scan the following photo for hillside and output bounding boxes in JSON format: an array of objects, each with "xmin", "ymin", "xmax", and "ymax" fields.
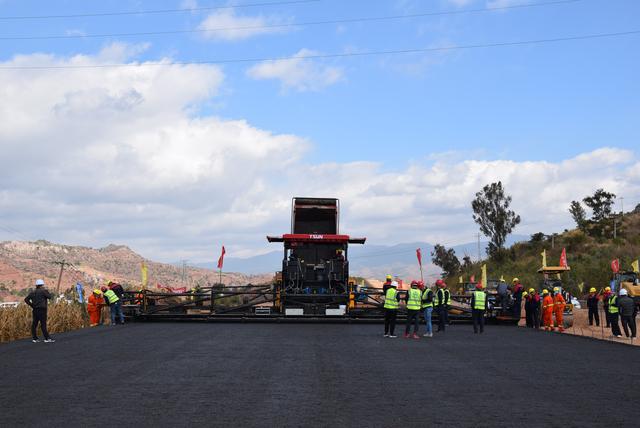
[
  {"xmin": 0, "ymin": 240, "xmax": 271, "ymax": 302},
  {"xmin": 447, "ymin": 211, "xmax": 640, "ymax": 293}
]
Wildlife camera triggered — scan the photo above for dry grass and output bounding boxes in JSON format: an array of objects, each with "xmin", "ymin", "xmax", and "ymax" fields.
[{"xmin": 0, "ymin": 302, "xmax": 86, "ymax": 343}]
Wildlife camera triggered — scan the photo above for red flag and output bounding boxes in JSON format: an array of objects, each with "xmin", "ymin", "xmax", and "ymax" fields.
[
  {"xmin": 470, "ymin": 275, "xmax": 475, "ymax": 283},
  {"xmin": 559, "ymin": 248, "xmax": 568, "ymax": 268},
  {"xmin": 611, "ymin": 259, "xmax": 620, "ymax": 273},
  {"xmin": 217, "ymin": 246, "xmax": 226, "ymax": 270},
  {"xmin": 416, "ymin": 248, "xmax": 422, "ymax": 267}
]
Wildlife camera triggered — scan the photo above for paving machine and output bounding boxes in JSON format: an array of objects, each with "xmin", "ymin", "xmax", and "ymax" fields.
[{"xmin": 612, "ymin": 271, "xmax": 640, "ymax": 306}]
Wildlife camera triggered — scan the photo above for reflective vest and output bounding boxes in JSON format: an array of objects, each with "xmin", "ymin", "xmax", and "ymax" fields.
[
  {"xmin": 384, "ymin": 288, "xmax": 399, "ymax": 310},
  {"xmin": 473, "ymin": 291, "xmax": 486, "ymax": 310},
  {"xmin": 421, "ymin": 289, "xmax": 433, "ymax": 309},
  {"xmin": 407, "ymin": 288, "xmax": 421, "ymax": 310},
  {"xmin": 435, "ymin": 289, "xmax": 450, "ymax": 306},
  {"xmin": 608, "ymin": 295, "xmax": 618, "ymax": 314},
  {"xmin": 104, "ymin": 289, "xmax": 119, "ymax": 304}
]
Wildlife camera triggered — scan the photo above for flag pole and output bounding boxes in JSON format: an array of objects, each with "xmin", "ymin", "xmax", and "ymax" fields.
[{"xmin": 218, "ymin": 267, "xmax": 222, "ymax": 286}]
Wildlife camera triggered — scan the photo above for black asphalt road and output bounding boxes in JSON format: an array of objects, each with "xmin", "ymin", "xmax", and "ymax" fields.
[{"xmin": 1, "ymin": 323, "xmax": 639, "ymax": 428}]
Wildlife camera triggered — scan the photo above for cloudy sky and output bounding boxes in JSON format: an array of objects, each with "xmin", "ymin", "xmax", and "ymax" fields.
[{"xmin": 0, "ymin": 0, "xmax": 638, "ymax": 263}]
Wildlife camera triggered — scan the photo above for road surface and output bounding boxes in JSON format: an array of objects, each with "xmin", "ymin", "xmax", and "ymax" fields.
[{"xmin": 1, "ymin": 323, "xmax": 638, "ymax": 427}]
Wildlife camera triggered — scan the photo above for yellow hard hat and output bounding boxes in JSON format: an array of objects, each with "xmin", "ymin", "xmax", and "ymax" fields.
[
  {"xmin": 589, "ymin": 287, "xmax": 596, "ymax": 293},
  {"xmin": 386, "ymin": 274, "xmax": 392, "ymax": 280},
  {"xmin": 605, "ymin": 286, "xmax": 611, "ymax": 292},
  {"xmin": 512, "ymin": 278, "xmax": 519, "ymax": 283},
  {"xmin": 528, "ymin": 288, "xmax": 535, "ymax": 294},
  {"xmin": 522, "ymin": 291, "xmax": 528, "ymax": 297},
  {"xmin": 542, "ymin": 289, "xmax": 549, "ymax": 294},
  {"xmin": 93, "ymin": 289, "xmax": 102, "ymax": 295},
  {"xmin": 553, "ymin": 287, "xmax": 560, "ymax": 293}
]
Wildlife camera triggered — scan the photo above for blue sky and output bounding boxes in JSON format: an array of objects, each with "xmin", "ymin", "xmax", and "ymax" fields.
[{"xmin": 0, "ymin": 0, "xmax": 639, "ymax": 262}]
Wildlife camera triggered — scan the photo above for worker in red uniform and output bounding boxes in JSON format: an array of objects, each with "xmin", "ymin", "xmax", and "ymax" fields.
[
  {"xmin": 602, "ymin": 286, "xmax": 612, "ymax": 327},
  {"xmin": 542, "ymin": 289, "xmax": 554, "ymax": 331},
  {"xmin": 552, "ymin": 286, "xmax": 566, "ymax": 332},
  {"xmin": 87, "ymin": 289, "xmax": 105, "ymax": 326}
]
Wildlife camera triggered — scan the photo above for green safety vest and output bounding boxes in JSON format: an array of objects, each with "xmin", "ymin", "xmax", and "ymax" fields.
[
  {"xmin": 407, "ymin": 288, "xmax": 421, "ymax": 310},
  {"xmin": 435, "ymin": 289, "xmax": 450, "ymax": 306},
  {"xmin": 104, "ymin": 289, "xmax": 119, "ymax": 304},
  {"xmin": 473, "ymin": 291, "xmax": 486, "ymax": 310},
  {"xmin": 422, "ymin": 289, "xmax": 433, "ymax": 309},
  {"xmin": 384, "ymin": 288, "xmax": 399, "ymax": 310},
  {"xmin": 608, "ymin": 295, "xmax": 618, "ymax": 314}
]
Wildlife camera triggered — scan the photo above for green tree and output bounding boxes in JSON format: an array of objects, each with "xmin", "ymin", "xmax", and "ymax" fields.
[
  {"xmin": 471, "ymin": 181, "xmax": 521, "ymax": 256},
  {"xmin": 583, "ymin": 189, "xmax": 616, "ymax": 222},
  {"xmin": 569, "ymin": 200, "xmax": 587, "ymax": 231},
  {"xmin": 431, "ymin": 244, "xmax": 461, "ymax": 278}
]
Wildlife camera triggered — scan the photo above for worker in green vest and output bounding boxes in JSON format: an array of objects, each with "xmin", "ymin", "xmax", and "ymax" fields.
[
  {"xmin": 404, "ymin": 280, "xmax": 422, "ymax": 339},
  {"xmin": 383, "ymin": 281, "xmax": 401, "ymax": 338},
  {"xmin": 101, "ymin": 286, "xmax": 125, "ymax": 326},
  {"xmin": 608, "ymin": 293, "xmax": 622, "ymax": 338},
  {"xmin": 421, "ymin": 281, "xmax": 434, "ymax": 337},
  {"xmin": 434, "ymin": 279, "xmax": 450, "ymax": 332},
  {"xmin": 471, "ymin": 283, "xmax": 488, "ymax": 334}
]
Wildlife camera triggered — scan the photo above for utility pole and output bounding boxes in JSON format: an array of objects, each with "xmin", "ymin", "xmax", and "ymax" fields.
[
  {"xmin": 613, "ymin": 219, "xmax": 617, "ymax": 240},
  {"xmin": 620, "ymin": 196, "xmax": 624, "ymax": 217},
  {"xmin": 181, "ymin": 260, "xmax": 189, "ymax": 288},
  {"xmin": 551, "ymin": 234, "xmax": 556, "ymax": 250},
  {"xmin": 52, "ymin": 260, "xmax": 67, "ymax": 295},
  {"xmin": 476, "ymin": 233, "xmax": 481, "ymax": 262}
]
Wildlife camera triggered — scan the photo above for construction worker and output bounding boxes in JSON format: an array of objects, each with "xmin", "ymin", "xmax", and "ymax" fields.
[
  {"xmin": 434, "ymin": 279, "xmax": 450, "ymax": 332},
  {"xmin": 552, "ymin": 287, "xmax": 566, "ymax": 332},
  {"xmin": 24, "ymin": 279, "xmax": 55, "ymax": 343},
  {"xmin": 382, "ymin": 274, "xmax": 393, "ymax": 294},
  {"xmin": 87, "ymin": 289, "xmax": 105, "ymax": 326},
  {"xmin": 617, "ymin": 289, "xmax": 637, "ymax": 338},
  {"xmin": 404, "ymin": 280, "xmax": 421, "ymax": 339},
  {"xmin": 523, "ymin": 291, "xmax": 532, "ymax": 327},
  {"xmin": 602, "ymin": 286, "xmax": 612, "ymax": 327},
  {"xmin": 529, "ymin": 288, "xmax": 541, "ymax": 329},
  {"xmin": 421, "ymin": 281, "xmax": 434, "ymax": 337},
  {"xmin": 542, "ymin": 289, "xmax": 554, "ymax": 331},
  {"xmin": 102, "ymin": 286, "xmax": 125, "ymax": 326},
  {"xmin": 608, "ymin": 291, "xmax": 622, "ymax": 338},
  {"xmin": 586, "ymin": 287, "xmax": 600, "ymax": 327},
  {"xmin": 383, "ymin": 281, "xmax": 401, "ymax": 338},
  {"xmin": 471, "ymin": 283, "xmax": 488, "ymax": 334},
  {"xmin": 511, "ymin": 278, "xmax": 524, "ymax": 319}
]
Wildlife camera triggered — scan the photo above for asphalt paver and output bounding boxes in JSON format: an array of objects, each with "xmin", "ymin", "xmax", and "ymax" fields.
[{"xmin": 1, "ymin": 322, "xmax": 639, "ymax": 427}]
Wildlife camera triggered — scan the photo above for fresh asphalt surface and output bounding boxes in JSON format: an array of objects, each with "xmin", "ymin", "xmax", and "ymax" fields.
[{"xmin": 1, "ymin": 322, "xmax": 639, "ymax": 428}]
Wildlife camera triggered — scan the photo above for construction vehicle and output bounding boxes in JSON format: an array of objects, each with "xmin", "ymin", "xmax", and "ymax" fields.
[
  {"xmin": 613, "ymin": 271, "xmax": 640, "ymax": 305},
  {"xmin": 538, "ymin": 266, "xmax": 574, "ymax": 328}
]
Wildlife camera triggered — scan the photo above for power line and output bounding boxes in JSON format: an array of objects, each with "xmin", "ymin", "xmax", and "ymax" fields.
[
  {"xmin": 1, "ymin": 29, "xmax": 637, "ymax": 70},
  {"xmin": 0, "ymin": 0, "xmax": 321, "ymax": 21},
  {"xmin": 0, "ymin": 0, "xmax": 584, "ymax": 41}
]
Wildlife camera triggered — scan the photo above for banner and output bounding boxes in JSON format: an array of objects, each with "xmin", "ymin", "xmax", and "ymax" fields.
[
  {"xmin": 416, "ymin": 248, "xmax": 422, "ymax": 267},
  {"xmin": 470, "ymin": 275, "xmax": 475, "ymax": 283},
  {"xmin": 499, "ymin": 275, "xmax": 505, "ymax": 282},
  {"xmin": 141, "ymin": 261, "xmax": 148, "ymax": 287},
  {"xmin": 559, "ymin": 248, "xmax": 568, "ymax": 268},
  {"xmin": 541, "ymin": 250, "xmax": 547, "ymax": 268},
  {"xmin": 75, "ymin": 282, "xmax": 84, "ymax": 303},
  {"xmin": 458, "ymin": 276, "xmax": 463, "ymax": 284},
  {"xmin": 217, "ymin": 246, "xmax": 226, "ymax": 270},
  {"xmin": 481, "ymin": 264, "xmax": 487, "ymax": 289},
  {"xmin": 632, "ymin": 259, "xmax": 639, "ymax": 273},
  {"xmin": 611, "ymin": 259, "xmax": 620, "ymax": 274}
]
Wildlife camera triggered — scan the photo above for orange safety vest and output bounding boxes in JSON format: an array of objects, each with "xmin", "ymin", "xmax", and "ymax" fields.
[
  {"xmin": 542, "ymin": 295, "xmax": 554, "ymax": 311},
  {"xmin": 553, "ymin": 294, "xmax": 566, "ymax": 311}
]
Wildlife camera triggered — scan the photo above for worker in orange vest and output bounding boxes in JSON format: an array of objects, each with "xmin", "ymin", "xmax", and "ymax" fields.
[
  {"xmin": 87, "ymin": 289, "xmax": 105, "ymax": 327},
  {"xmin": 552, "ymin": 286, "xmax": 566, "ymax": 332},
  {"xmin": 541, "ymin": 289, "xmax": 554, "ymax": 331}
]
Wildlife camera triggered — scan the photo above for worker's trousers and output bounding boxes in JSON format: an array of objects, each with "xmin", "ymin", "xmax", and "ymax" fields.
[
  {"xmin": 543, "ymin": 310, "xmax": 553, "ymax": 330},
  {"xmin": 532, "ymin": 309, "xmax": 540, "ymax": 329},
  {"xmin": 604, "ymin": 306, "xmax": 611, "ymax": 327},
  {"xmin": 436, "ymin": 305, "xmax": 448, "ymax": 331},
  {"xmin": 554, "ymin": 310, "xmax": 564, "ymax": 330},
  {"xmin": 384, "ymin": 309, "xmax": 397, "ymax": 336},
  {"xmin": 31, "ymin": 308, "xmax": 50, "ymax": 340},
  {"xmin": 405, "ymin": 310, "xmax": 419, "ymax": 335},
  {"xmin": 472, "ymin": 309, "xmax": 485, "ymax": 334},
  {"xmin": 588, "ymin": 307, "xmax": 600, "ymax": 326},
  {"xmin": 621, "ymin": 315, "xmax": 637, "ymax": 338},
  {"xmin": 525, "ymin": 308, "xmax": 533, "ymax": 328},
  {"xmin": 109, "ymin": 301, "xmax": 125, "ymax": 325},
  {"xmin": 423, "ymin": 307, "xmax": 433, "ymax": 335},
  {"xmin": 609, "ymin": 313, "xmax": 622, "ymax": 336}
]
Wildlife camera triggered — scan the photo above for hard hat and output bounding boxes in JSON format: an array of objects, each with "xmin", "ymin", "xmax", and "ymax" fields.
[
  {"xmin": 390, "ymin": 281, "xmax": 398, "ymax": 288},
  {"xmin": 589, "ymin": 287, "xmax": 596, "ymax": 293},
  {"xmin": 476, "ymin": 283, "xmax": 483, "ymax": 290},
  {"xmin": 101, "ymin": 286, "xmax": 107, "ymax": 292},
  {"xmin": 522, "ymin": 291, "xmax": 528, "ymax": 297},
  {"xmin": 93, "ymin": 289, "xmax": 102, "ymax": 295},
  {"xmin": 528, "ymin": 288, "xmax": 535, "ymax": 294},
  {"xmin": 543, "ymin": 289, "xmax": 549, "ymax": 294},
  {"xmin": 436, "ymin": 279, "xmax": 445, "ymax": 287},
  {"xmin": 512, "ymin": 278, "xmax": 519, "ymax": 283},
  {"xmin": 605, "ymin": 286, "xmax": 611, "ymax": 292},
  {"xmin": 386, "ymin": 274, "xmax": 392, "ymax": 280},
  {"xmin": 620, "ymin": 289, "xmax": 628, "ymax": 296},
  {"xmin": 553, "ymin": 287, "xmax": 560, "ymax": 293},
  {"xmin": 417, "ymin": 280, "xmax": 424, "ymax": 287},
  {"xmin": 410, "ymin": 280, "xmax": 419, "ymax": 287},
  {"xmin": 35, "ymin": 279, "xmax": 45, "ymax": 286}
]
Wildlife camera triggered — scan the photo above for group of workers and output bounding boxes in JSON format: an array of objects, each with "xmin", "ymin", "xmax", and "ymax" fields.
[
  {"xmin": 522, "ymin": 287, "xmax": 566, "ymax": 332},
  {"xmin": 587, "ymin": 286, "xmax": 637, "ymax": 338},
  {"xmin": 382, "ymin": 275, "xmax": 487, "ymax": 338},
  {"xmin": 86, "ymin": 281, "xmax": 126, "ymax": 327}
]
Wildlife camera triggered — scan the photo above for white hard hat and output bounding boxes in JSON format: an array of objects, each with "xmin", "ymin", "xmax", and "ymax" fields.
[
  {"xmin": 619, "ymin": 289, "xmax": 628, "ymax": 296},
  {"xmin": 35, "ymin": 279, "xmax": 45, "ymax": 286},
  {"xmin": 390, "ymin": 281, "xmax": 398, "ymax": 287}
]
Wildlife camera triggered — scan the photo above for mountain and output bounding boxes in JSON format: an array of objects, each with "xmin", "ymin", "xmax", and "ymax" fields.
[{"xmin": 0, "ymin": 240, "xmax": 271, "ymax": 302}]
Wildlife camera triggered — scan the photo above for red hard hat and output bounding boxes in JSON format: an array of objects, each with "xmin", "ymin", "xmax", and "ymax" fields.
[
  {"xmin": 436, "ymin": 279, "xmax": 445, "ymax": 287},
  {"xmin": 410, "ymin": 280, "xmax": 419, "ymax": 287},
  {"xmin": 476, "ymin": 283, "xmax": 483, "ymax": 290}
]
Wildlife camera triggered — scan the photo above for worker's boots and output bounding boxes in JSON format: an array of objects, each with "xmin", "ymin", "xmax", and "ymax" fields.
[{"xmin": 411, "ymin": 333, "xmax": 420, "ymax": 340}]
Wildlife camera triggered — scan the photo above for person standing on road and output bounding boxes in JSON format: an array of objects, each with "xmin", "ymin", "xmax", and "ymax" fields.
[
  {"xmin": 421, "ymin": 281, "xmax": 434, "ymax": 337},
  {"xmin": 586, "ymin": 287, "xmax": 600, "ymax": 327},
  {"xmin": 87, "ymin": 289, "xmax": 105, "ymax": 327},
  {"xmin": 511, "ymin": 278, "xmax": 524, "ymax": 319},
  {"xmin": 102, "ymin": 286, "xmax": 125, "ymax": 326},
  {"xmin": 523, "ymin": 291, "xmax": 532, "ymax": 328},
  {"xmin": 552, "ymin": 287, "xmax": 566, "ymax": 332},
  {"xmin": 607, "ymin": 292, "xmax": 622, "ymax": 338},
  {"xmin": 434, "ymin": 280, "xmax": 450, "ymax": 332},
  {"xmin": 542, "ymin": 289, "xmax": 554, "ymax": 332},
  {"xmin": 382, "ymin": 274, "xmax": 393, "ymax": 295},
  {"xmin": 602, "ymin": 286, "xmax": 612, "ymax": 328},
  {"xmin": 383, "ymin": 281, "xmax": 401, "ymax": 338},
  {"xmin": 616, "ymin": 289, "xmax": 637, "ymax": 339},
  {"xmin": 404, "ymin": 281, "xmax": 421, "ymax": 339},
  {"xmin": 471, "ymin": 283, "xmax": 488, "ymax": 334},
  {"xmin": 24, "ymin": 279, "xmax": 55, "ymax": 343}
]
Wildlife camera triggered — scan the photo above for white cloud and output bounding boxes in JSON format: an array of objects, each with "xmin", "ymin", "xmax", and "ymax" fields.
[
  {"xmin": 447, "ymin": 0, "xmax": 476, "ymax": 6},
  {"xmin": 246, "ymin": 49, "xmax": 344, "ymax": 92},
  {"xmin": 196, "ymin": 9, "xmax": 288, "ymax": 41}
]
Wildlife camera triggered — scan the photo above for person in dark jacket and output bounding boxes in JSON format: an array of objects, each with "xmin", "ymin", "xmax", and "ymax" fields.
[
  {"xmin": 523, "ymin": 291, "xmax": 533, "ymax": 327},
  {"xmin": 511, "ymin": 278, "xmax": 524, "ymax": 319},
  {"xmin": 586, "ymin": 287, "xmax": 600, "ymax": 327},
  {"xmin": 616, "ymin": 289, "xmax": 637, "ymax": 338},
  {"xmin": 108, "ymin": 281, "xmax": 125, "ymax": 298},
  {"xmin": 434, "ymin": 280, "xmax": 450, "ymax": 332},
  {"xmin": 24, "ymin": 279, "xmax": 55, "ymax": 343},
  {"xmin": 602, "ymin": 287, "xmax": 612, "ymax": 327}
]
